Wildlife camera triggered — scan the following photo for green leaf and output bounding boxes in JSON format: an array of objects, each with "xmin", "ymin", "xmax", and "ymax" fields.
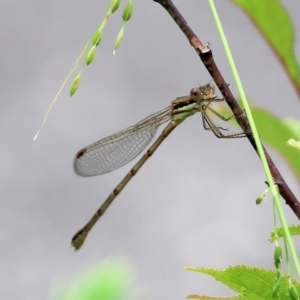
[
  {"xmin": 231, "ymin": 0, "xmax": 300, "ymax": 93},
  {"xmin": 185, "ymin": 265, "xmax": 300, "ymax": 299},
  {"xmin": 287, "ymin": 138, "xmax": 300, "ymax": 150},
  {"xmin": 290, "ymin": 284, "xmax": 300, "ymax": 300},
  {"xmin": 249, "ymin": 105, "xmax": 300, "ymax": 181},
  {"xmin": 218, "ymin": 103, "xmax": 300, "ymax": 181},
  {"xmin": 270, "ymin": 225, "xmax": 300, "ymax": 242},
  {"xmin": 187, "ymin": 294, "xmax": 247, "ymax": 299},
  {"xmin": 284, "ymin": 118, "xmax": 300, "ymax": 139},
  {"xmin": 51, "ymin": 259, "xmax": 136, "ymax": 300}
]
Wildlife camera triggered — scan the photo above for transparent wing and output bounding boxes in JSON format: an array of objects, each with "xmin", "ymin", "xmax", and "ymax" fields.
[{"xmin": 74, "ymin": 106, "xmax": 171, "ymax": 176}]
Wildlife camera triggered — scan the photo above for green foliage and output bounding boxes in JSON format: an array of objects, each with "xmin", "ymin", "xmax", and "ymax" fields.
[
  {"xmin": 246, "ymin": 105, "xmax": 300, "ymax": 182},
  {"xmin": 232, "ymin": 0, "xmax": 300, "ymax": 91},
  {"xmin": 51, "ymin": 259, "xmax": 137, "ymax": 300},
  {"xmin": 113, "ymin": 1, "xmax": 134, "ymax": 54},
  {"xmin": 189, "ymin": 1, "xmax": 300, "ymax": 298},
  {"xmin": 42, "ymin": 1, "xmax": 300, "ymax": 299},
  {"xmin": 287, "ymin": 138, "xmax": 300, "ymax": 151},
  {"xmin": 270, "ymin": 225, "xmax": 300, "ymax": 242},
  {"xmin": 185, "ymin": 265, "xmax": 300, "ymax": 300},
  {"xmin": 34, "ymin": 0, "xmax": 135, "ymax": 140},
  {"xmin": 218, "ymin": 103, "xmax": 300, "ymax": 182}
]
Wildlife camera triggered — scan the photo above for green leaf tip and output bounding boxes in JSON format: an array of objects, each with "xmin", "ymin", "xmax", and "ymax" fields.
[
  {"xmin": 70, "ymin": 75, "xmax": 81, "ymax": 96},
  {"xmin": 232, "ymin": 0, "xmax": 300, "ymax": 94},
  {"xmin": 122, "ymin": 1, "xmax": 134, "ymax": 22}
]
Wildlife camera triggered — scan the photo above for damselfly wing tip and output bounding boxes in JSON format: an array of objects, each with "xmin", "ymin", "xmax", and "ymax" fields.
[
  {"xmin": 73, "ymin": 148, "xmax": 90, "ymax": 177},
  {"xmin": 76, "ymin": 148, "xmax": 87, "ymax": 159}
]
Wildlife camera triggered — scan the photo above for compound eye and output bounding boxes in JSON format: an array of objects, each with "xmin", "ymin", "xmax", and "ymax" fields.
[{"xmin": 190, "ymin": 88, "xmax": 200, "ymax": 99}]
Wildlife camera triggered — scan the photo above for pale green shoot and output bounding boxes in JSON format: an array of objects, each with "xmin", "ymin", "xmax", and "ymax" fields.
[
  {"xmin": 34, "ymin": 0, "xmax": 132, "ymax": 141},
  {"xmin": 208, "ymin": 0, "xmax": 300, "ymax": 279}
]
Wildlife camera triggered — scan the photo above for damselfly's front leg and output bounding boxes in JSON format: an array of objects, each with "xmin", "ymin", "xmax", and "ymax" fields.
[{"xmin": 191, "ymin": 85, "xmax": 246, "ymax": 138}]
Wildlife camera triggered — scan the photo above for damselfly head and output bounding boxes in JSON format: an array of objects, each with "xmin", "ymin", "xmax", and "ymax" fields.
[
  {"xmin": 199, "ymin": 83, "xmax": 216, "ymax": 100},
  {"xmin": 190, "ymin": 83, "xmax": 216, "ymax": 104}
]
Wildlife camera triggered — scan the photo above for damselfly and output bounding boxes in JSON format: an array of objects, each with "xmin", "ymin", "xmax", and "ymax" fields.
[{"xmin": 72, "ymin": 84, "xmax": 244, "ymax": 250}]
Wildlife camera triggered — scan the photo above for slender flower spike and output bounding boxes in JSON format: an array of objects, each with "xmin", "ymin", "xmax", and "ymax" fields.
[
  {"xmin": 70, "ymin": 75, "xmax": 81, "ymax": 96},
  {"xmin": 86, "ymin": 46, "xmax": 97, "ymax": 66},
  {"xmin": 113, "ymin": 25, "xmax": 124, "ymax": 55},
  {"xmin": 122, "ymin": 1, "xmax": 134, "ymax": 22},
  {"xmin": 111, "ymin": 0, "xmax": 121, "ymax": 13},
  {"xmin": 91, "ymin": 29, "xmax": 103, "ymax": 46}
]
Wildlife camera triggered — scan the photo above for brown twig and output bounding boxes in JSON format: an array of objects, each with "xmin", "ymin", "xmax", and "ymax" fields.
[{"xmin": 153, "ymin": 0, "xmax": 300, "ymax": 218}]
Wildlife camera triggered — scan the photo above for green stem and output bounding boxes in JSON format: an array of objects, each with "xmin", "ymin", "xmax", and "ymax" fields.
[{"xmin": 208, "ymin": 0, "xmax": 300, "ymax": 279}]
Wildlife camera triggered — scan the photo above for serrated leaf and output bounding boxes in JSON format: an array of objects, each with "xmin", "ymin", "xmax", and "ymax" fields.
[
  {"xmin": 231, "ymin": 0, "xmax": 300, "ymax": 93},
  {"xmin": 185, "ymin": 265, "xmax": 300, "ymax": 299},
  {"xmin": 270, "ymin": 225, "xmax": 300, "ymax": 242},
  {"xmin": 187, "ymin": 294, "xmax": 247, "ymax": 299}
]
